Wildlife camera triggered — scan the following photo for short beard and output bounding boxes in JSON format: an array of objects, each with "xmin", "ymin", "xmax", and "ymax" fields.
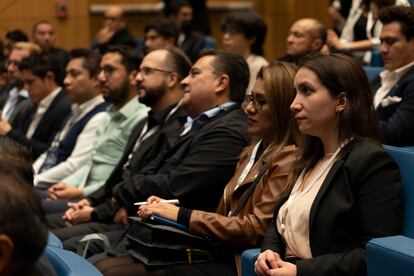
[
  {"xmin": 138, "ymin": 82, "xmax": 167, "ymax": 108},
  {"xmin": 103, "ymin": 78, "xmax": 130, "ymax": 105}
]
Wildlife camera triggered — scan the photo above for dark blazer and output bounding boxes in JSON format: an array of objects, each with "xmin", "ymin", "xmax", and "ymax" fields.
[
  {"xmin": 90, "ymin": 103, "xmax": 187, "ymax": 221},
  {"xmin": 371, "ymin": 66, "xmax": 414, "ymax": 146},
  {"xmin": 261, "ymin": 139, "xmax": 403, "ymax": 276},
  {"xmin": 7, "ymin": 88, "xmax": 71, "ymax": 159},
  {"xmin": 0, "ymin": 86, "xmax": 33, "ymax": 128},
  {"xmin": 112, "ymin": 106, "xmax": 250, "ymax": 213}
]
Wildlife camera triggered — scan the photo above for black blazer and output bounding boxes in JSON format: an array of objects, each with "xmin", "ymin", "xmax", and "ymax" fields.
[
  {"xmin": 371, "ymin": 67, "xmax": 414, "ymax": 146},
  {"xmin": 261, "ymin": 139, "xmax": 403, "ymax": 276},
  {"xmin": 90, "ymin": 104, "xmax": 187, "ymax": 221},
  {"xmin": 7, "ymin": 88, "xmax": 71, "ymax": 159},
  {"xmin": 112, "ymin": 106, "xmax": 250, "ymax": 213}
]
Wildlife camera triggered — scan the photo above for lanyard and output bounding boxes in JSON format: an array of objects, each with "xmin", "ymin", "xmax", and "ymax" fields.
[{"xmin": 233, "ymin": 140, "xmax": 262, "ymax": 192}]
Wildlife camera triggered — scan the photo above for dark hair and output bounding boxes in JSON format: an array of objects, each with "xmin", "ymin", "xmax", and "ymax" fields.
[
  {"xmin": 220, "ymin": 9, "xmax": 267, "ymax": 56},
  {"xmin": 0, "ymin": 136, "xmax": 33, "ymax": 185},
  {"xmin": 144, "ymin": 17, "xmax": 179, "ymax": 42},
  {"xmin": 287, "ymin": 53, "xmax": 380, "ymax": 191},
  {"xmin": 0, "ymin": 165, "xmax": 47, "ymax": 270},
  {"xmin": 6, "ymin": 30, "xmax": 28, "ymax": 42},
  {"xmin": 164, "ymin": 0, "xmax": 191, "ymax": 17},
  {"xmin": 32, "ymin": 20, "xmax": 52, "ymax": 34},
  {"xmin": 69, "ymin": 48, "xmax": 101, "ymax": 78},
  {"xmin": 104, "ymin": 45, "xmax": 143, "ymax": 72},
  {"xmin": 200, "ymin": 49, "xmax": 250, "ymax": 103},
  {"xmin": 18, "ymin": 51, "xmax": 65, "ymax": 86},
  {"xmin": 162, "ymin": 46, "xmax": 192, "ymax": 81},
  {"xmin": 379, "ymin": 5, "xmax": 414, "ymax": 40}
]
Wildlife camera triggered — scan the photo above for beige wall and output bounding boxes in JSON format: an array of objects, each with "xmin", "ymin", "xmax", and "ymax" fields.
[{"xmin": 0, "ymin": 0, "xmax": 330, "ymax": 59}]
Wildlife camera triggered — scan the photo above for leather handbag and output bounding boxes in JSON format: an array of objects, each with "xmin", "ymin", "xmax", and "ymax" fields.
[{"xmin": 123, "ymin": 217, "xmax": 228, "ymax": 266}]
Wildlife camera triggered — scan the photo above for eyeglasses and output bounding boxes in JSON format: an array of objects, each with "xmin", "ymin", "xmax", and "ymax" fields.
[
  {"xmin": 245, "ymin": 94, "xmax": 267, "ymax": 110},
  {"xmin": 138, "ymin": 66, "xmax": 173, "ymax": 76},
  {"xmin": 100, "ymin": 66, "xmax": 119, "ymax": 77}
]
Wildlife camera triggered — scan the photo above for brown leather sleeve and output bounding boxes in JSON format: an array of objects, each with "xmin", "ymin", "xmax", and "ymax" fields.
[{"xmin": 189, "ymin": 145, "xmax": 296, "ymax": 250}]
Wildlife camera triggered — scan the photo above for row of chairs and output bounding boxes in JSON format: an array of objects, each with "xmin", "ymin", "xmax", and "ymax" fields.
[
  {"xmin": 241, "ymin": 145, "xmax": 414, "ymax": 276},
  {"xmin": 45, "ymin": 232, "xmax": 102, "ymax": 276}
]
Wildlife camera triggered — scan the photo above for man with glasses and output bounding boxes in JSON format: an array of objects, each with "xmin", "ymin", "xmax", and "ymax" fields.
[
  {"xmin": 93, "ymin": 5, "xmax": 136, "ymax": 53},
  {"xmin": 49, "ymin": 50, "xmax": 250, "ymax": 256},
  {"xmin": 0, "ymin": 42, "xmax": 40, "ymax": 127},
  {"xmin": 48, "ymin": 46, "xmax": 189, "ymax": 246},
  {"xmin": 371, "ymin": 6, "xmax": 414, "ymax": 146},
  {"xmin": 34, "ymin": 46, "xmax": 149, "ymax": 214}
]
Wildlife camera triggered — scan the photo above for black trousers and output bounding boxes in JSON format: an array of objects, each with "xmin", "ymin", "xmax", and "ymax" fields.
[{"xmin": 47, "ymin": 213, "xmax": 125, "ymax": 253}]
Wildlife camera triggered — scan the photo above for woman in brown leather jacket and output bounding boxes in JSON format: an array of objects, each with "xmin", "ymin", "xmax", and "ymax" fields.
[{"xmin": 95, "ymin": 61, "xmax": 301, "ymax": 276}]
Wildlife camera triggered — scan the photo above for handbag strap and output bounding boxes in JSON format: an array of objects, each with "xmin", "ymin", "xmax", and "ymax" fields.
[{"xmin": 231, "ymin": 163, "xmax": 269, "ymax": 216}]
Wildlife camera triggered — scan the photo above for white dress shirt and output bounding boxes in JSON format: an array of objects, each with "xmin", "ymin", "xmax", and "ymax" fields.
[
  {"xmin": 33, "ymin": 95, "xmax": 107, "ymax": 186},
  {"xmin": 374, "ymin": 60, "xmax": 414, "ymax": 109}
]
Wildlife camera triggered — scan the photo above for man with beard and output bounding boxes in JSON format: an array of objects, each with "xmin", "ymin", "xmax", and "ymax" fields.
[
  {"xmin": 47, "ymin": 47, "xmax": 191, "ymax": 247},
  {"xmin": 35, "ymin": 46, "xmax": 148, "ymax": 214},
  {"xmin": 51, "ymin": 50, "xmax": 249, "ymax": 258}
]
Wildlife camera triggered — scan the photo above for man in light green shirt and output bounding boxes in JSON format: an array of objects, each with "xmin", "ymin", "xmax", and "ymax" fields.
[{"xmin": 44, "ymin": 46, "xmax": 149, "ymax": 213}]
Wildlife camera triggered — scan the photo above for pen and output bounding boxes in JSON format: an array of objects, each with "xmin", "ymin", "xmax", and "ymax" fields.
[{"xmin": 134, "ymin": 199, "xmax": 180, "ymax": 206}]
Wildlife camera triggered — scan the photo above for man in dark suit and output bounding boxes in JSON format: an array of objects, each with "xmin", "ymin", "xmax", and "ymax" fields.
[
  {"xmin": 48, "ymin": 46, "xmax": 191, "ymax": 240},
  {"xmin": 371, "ymin": 6, "xmax": 414, "ymax": 146},
  {"xmin": 0, "ymin": 42, "xmax": 41, "ymax": 127},
  {"xmin": 0, "ymin": 51, "xmax": 71, "ymax": 159},
  {"xmin": 51, "ymin": 50, "xmax": 250, "ymax": 255},
  {"xmin": 165, "ymin": 0, "xmax": 206, "ymax": 62}
]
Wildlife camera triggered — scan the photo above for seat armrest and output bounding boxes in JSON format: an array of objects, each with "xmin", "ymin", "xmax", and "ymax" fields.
[
  {"xmin": 45, "ymin": 246, "xmax": 103, "ymax": 276},
  {"xmin": 367, "ymin": 235, "xmax": 414, "ymax": 276}
]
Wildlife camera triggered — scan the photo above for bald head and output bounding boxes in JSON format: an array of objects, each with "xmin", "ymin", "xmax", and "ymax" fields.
[
  {"xmin": 105, "ymin": 5, "xmax": 124, "ymax": 18},
  {"xmin": 103, "ymin": 5, "xmax": 126, "ymax": 31},
  {"xmin": 286, "ymin": 18, "xmax": 327, "ymax": 57}
]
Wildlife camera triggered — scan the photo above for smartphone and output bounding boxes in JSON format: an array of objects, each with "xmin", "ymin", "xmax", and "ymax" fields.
[{"xmin": 149, "ymin": 215, "xmax": 188, "ymax": 231}]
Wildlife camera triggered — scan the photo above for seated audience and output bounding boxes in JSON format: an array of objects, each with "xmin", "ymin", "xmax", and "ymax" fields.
[
  {"xmin": 221, "ymin": 9, "xmax": 268, "ymax": 94},
  {"xmin": 327, "ymin": 0, "xmax": 409, "ymax": 64},
  {"xmin": 93, "ymin": 5, "xmax": 136, "ymax": 53},
  {"xmin": 255, "ymin": 53, "xmax": 402, "ymax": 276},
  {"xmin": 0, "ymin": 42, "xmax": 40, "ymax": 127},
  {"xmin": 51, "ymin": 50, "xmax": 250, "ymax": 255},
  {"xmin": 142, "ymin": 17, "xmax": 179, "ymax": 53},
  {"xmin": 47, "ymin": 47, "xmax": 190, "ymax": 247},
  {"xmin": 0, "ymin": 52, "xmax": 71, "ymax": 159},
  {"xmin": 165, "ymin": 0, "xmax": 207, "ymax": 62},
  {"xmin": 371, "ymin": 5, "xmax": 414, "ymax": 146},
  {"xmin": 94, "ymin": 61, "xmax": 300, "ymax": 276},
  {"xmin": 33, "ymin": 49, "xmax": 108, "ymax": 186},
  {"xmin": 279, "ymin": 18, "xmax": 327, "ymax": 65},
  {"xmin": 38, "ymin": 46, "xmax": 149, "ymax": 214}
]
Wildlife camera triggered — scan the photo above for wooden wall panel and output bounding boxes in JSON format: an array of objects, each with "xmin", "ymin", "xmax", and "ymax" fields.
[
  {"xmin": 0, "ymin": 0, "xmax": 331, "ymax": 58},
  {"xmin": 0, "ymin": 0, "xmax": 90, "ymax": 50}
]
